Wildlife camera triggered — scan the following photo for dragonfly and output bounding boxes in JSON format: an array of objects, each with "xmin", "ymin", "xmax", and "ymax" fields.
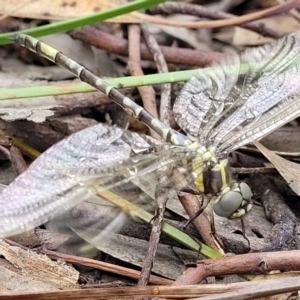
[{"xmin": 1, "ymin": 31, "xmax": 300, "ymax": 239}]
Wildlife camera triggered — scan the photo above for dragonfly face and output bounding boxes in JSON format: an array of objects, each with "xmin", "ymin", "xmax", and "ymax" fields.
[{"xmin": 213, "ymin": 182, "xmax": 253, "ymax": 218}]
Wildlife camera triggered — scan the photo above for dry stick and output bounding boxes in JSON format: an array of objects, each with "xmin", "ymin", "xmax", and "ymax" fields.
[
  {"xmin": 70, "ymin": 27, "xmax": 226, "ymax": 67},
  {"xmin": 135, "ymin": 155, "xmax": 185, "ymax": 287},
  {"xmin": 127, "ymin": 24, "xmax": 160, "ymax": 141},
  {"xmin": 172, "ymin": 250, "xmax": 300, "ymax": 285},
  {"xmin": 54, "ymin": 91, "xmax": 116, "ymax": 115},
  {"xmin": 9, "ymin": 145, "xmax": 27, "ymax": 174},
  {"xmin": 249, "ymin": 174, "xmax": 296, "ymax": 252},
  {"xmin": 191, "ymin": 278, "xmax": 300, "ymax": 300},
  {"xmin": 127, "ymin": 24, "xmax": 163, "ymax": 287},
  {"xmin": 136, "ymin": 25, "xmax": 172, "ymax": 288},
  {"xmin": 1, "ymin": 278, "xmax": 300, "ymax": 300},
  {"xmin": 38, "ymin": 247, "xmax": 172, "ymax": 286},
  {"xmin": 172, "ymin": 170, "xmax": 223, "ymax": 252},
  {"xmin": 150, "ymin": 2, "xmax": 284, "ymax": 38},
  {"xmin": 137, "ymin": 0, "xmax": 300, "ymax": 29},
  {"xmin": 0, "ymin": 136, "xmax": 27, "ymax": 174},
  {"xmin": 137, "ymin": 168, "xmax": 170, "ymax": 287},
  {"xmin": 231, "ymin": 166, "xmax": 278, "ymax": 174},
  {"xmin": 136, "ymin": 199, "xmax": 163, "ymax": 287},
  {"xmin": 0, "ymin": 134, "xmax": 11, "ymax": 147},
  {"xmin": 141, "ymin": 24, "xmax": 171, "ymax": 127}
]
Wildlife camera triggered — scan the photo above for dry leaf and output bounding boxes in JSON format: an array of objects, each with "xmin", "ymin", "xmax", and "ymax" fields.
[
  {"xmin": 232, "ymin": 14, "xmax": 300, "ymax": 46},
  {"xmin": 0, "ymin": 56, "xmax": 69, "ymax": 123},
  {"xmin": 0, "ymin": 240, "xmax": 79, "ymax": 291},
  {"xmin": 0, "ymin": 0, "xmax": 140, "ymax": 23},
  {"xmin": 149, "ymin": 15, "xmax": 212, "ymax": 51},
  {"xmin": 254, "ymin": 141, "xmax": 300, "ymax": 196},
  {"xmin": 73, "ymin": 227, "xmax": 187, "ymax": 280},
  {"xmin": 0, "ymin": 97, "xmax": 57, "ymax": 122}
]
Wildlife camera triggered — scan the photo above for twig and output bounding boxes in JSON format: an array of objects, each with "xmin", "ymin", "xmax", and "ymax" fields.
[
  {"xmin": 173, "ymin": 250, "xmax": 300, "ymax": 285},
  {"xmin": 70, "ymin": 27, "xmax": 226, "ymax": 67},
  {"xmin": 0, "ymin": 135, "xmax": 27, "ymax": 174},
  {"xmin": 137, "ymin": 183, "xmax": 168, "ymax": 286},
  {"xmin": 150, "ymin": 2, "xmax": 285, "ymax": 38},
  {"xmin": 137, "ymin": 0, "xmax": 300, "ymax": 29},
  {"xmin": 249, "ymin": 175, "xmax": 297, "ymax": 252},
  {"xmin": 141, "ymin": 24, "xmax": 171, "ymax": 126},
  {"xmin": 127, "ymin": 25, "xmax": 160, "ymax": 141},
  {"xmin": 0, "ymin": 144, "xmax": 10, "ymax": 160},
  {"xmin": 2, "ymin": 274, "xmax": 300, "ymax": 299},
  {"xmin": 9, "ymin": 145, "xmax": 27, "ymax": 174},
  {"xmin": 231, "ymin": 166, "xmax": 278, "ymax": 174},
  {"xmin": 40, "ymin": 247, "xmax": 172, "ymax": 285},
  {"xmin": 172, "ymin": 170, "xmax": 224, "ymax": 253},
  {"xmin": 278, "ymin": 0, "xmax": 300, "ymax": 21}
]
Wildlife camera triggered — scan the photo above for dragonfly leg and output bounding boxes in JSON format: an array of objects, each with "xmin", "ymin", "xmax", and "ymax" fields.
[{"xmin": 182, "ymin": 195, "xmax": 209, "ymax": 230}]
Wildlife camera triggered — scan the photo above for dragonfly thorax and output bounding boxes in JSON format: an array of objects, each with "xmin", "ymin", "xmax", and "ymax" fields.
[
  {"xmin": 190, "ymin": 142, "xmax": 253, "ymax": 219},
  {"xmin": 189, "ymin": 141, "xmax": 224, "ymax": 191},
  {"xmin": 192, "ymin": 156, "xmax": 230, "ymax": 195}
]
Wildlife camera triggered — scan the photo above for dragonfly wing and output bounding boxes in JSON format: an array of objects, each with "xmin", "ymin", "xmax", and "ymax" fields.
[
  {"xmin": 0, "ymin": 122, "xmax": 192, "ymax": 239},
  {"xmin": 0, "ymin": 124, "xmax": 146, "ymax": 238},
  {"xmin": 212, "ymin": 31, "xmax": 300, "ymax": 152},
  {"xmin": 173, "ymin": 52, "xmax": 240, "ymax": 142},
  {"xmin": 218, "ymin": 93, "xmax": 300, "ymax": 154},
  {"xmin": 174, "ymin": 31, "xmax": 300, "ymax": 153}
]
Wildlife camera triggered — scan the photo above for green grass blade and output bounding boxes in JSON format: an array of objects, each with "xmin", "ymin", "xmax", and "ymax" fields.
[
  {"xmin": 0, "ymin": 70, "xmax": 198, "ymax": 100},
  {"xmin": 0, "ymin": 0, "xmax": 172, "ymax": 45},
  {"xmin": 98, "ymin": 190, "xmax": 223, "ymax": 258}
]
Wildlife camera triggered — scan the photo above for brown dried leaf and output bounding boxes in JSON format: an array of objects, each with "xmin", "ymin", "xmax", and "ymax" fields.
[
  {"xmin": 0, "ymin": 0, "xmax": 140, "ymax": 23},
  {"xmin": 73, "ymin": 226, "xmax": 187, "ymax": 280},
  {"xmin": 254, "ymin": 141, "xmax": 300, "ymax": 196},
  {"xmin": 232, "ymin": 14, "xmax": 300, "ymax": 46},
  {"xmin": 0, "ymin": 240, "xmax": 79, "ymax": 291}
]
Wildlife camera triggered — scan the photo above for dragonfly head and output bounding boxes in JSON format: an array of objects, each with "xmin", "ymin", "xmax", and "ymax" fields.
[{"xmin": 213, "ymin": 182, "xmax": 253, "ymax": 218}]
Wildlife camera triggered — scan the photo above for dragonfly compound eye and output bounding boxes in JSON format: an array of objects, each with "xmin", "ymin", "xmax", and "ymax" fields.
[
  {"xmin": 213, "ymin": 191, "xmax": 243, "ymax": 218},
  {"xmin": 239, "ymin": 182, "xmax": 253, "ymax": 201}
]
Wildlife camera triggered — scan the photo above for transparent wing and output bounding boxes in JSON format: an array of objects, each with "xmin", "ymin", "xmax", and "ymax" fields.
[
  {"xmin": 0, "ymin": 124, "xmax": 128, "ymax": 237},
  {"xmin": 217, "ymin": 90, "xmax": 300, "ymax": 154},
  {"xmin": 0, "ymin": 123, "xmax": 195, "ymax": 238},
  {"xmin": 174, "ymin": 31, "xmax": 300, "ymax": 153},
  {"xmin": 173, "ymin": 52, "xmax": 240, "ymax": 142},
  {"xmin": 212, "ymin": 31, "xmax": 300, "ymax": 152}
]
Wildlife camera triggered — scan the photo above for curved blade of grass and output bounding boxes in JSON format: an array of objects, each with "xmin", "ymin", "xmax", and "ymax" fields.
[{"xmin": 0, "ymin": 0, "xmax": 170, "ymax": 45}]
